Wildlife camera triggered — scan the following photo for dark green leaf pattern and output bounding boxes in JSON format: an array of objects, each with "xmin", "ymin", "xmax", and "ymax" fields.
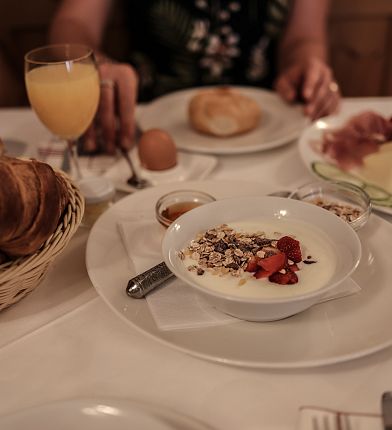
[
  {"xmin": 265, "ymin": 0, "xmax": 290, "ymax": 37},
  {"xmin": 149, "ymin": 0, "xmax": 194, "ymax": 52},
  {"xmin": 130, "ymin": 1, "xmax": 290, "ymax": 99}
]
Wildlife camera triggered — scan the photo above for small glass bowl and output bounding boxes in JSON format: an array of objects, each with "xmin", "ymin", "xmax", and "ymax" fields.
[
  {"xmin": 155, "ymin": 190, "xmax": 216, "ymax": 228},
  {"xmin": 289, "ymin": 181, "xmax": 372, "ymax": 231}
]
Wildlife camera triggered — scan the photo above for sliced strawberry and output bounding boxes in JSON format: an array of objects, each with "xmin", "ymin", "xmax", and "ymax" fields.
[
  {"xmin": 277, "ymin": 236, "xmax": 302, "ymax": 263},
  {"xmin": 254, "ymin": 268, "xmax": 272, "ymax": 279},
  {"xmin": 257, "ymin": 252, "xmax": 287, "ymax": 273},
  {"xmin": 269, "ymin": 270, "xmax": 298, "ymax": 285},
  {"xmin": 245, "ymin": 256, "xmax": 261, "ymax": 272},
  {"xmin": 288, "ymin": 263, "xmax": 300, "ymax": 272}
]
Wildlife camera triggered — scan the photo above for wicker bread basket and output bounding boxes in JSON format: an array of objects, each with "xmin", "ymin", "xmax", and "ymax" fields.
[{"xmin": 0, "ymin": 172, "xmax": 85, "ymax": 311}]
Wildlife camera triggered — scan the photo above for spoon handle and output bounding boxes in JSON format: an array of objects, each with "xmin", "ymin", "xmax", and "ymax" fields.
[
  {"xmin": 119, "ymin": 147, "xmax": 150, "ymax": 189},
  {"xmin": 126, "ymin": 261, "xmax": 174, "ymax": 298},
  {"xmin": 120, "ymin": 147, "xmax": 136, "ymax": 174}
]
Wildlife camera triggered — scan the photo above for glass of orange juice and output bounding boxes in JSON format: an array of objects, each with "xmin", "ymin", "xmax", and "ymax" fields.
[{"xmin": 24, "ymin": 44, "xmax": 100, "ymax": 178}]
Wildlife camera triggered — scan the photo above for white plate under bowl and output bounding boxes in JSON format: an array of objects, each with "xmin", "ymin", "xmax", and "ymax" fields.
[
  {"xmin": 162, "ymin": 196, "xmax": 361, "ymax": 322},
  {"xmin": 0, "ymin": 397, "xmax": 214, "ymax": 430},
  {"xmin": 298, "ymin": 98, "xmax": 392, "ymax": 215},
  {"xmin": 86, "ymin": 180, "xmax": 392, "ymax": 368},
  {"xmin": 137, "ymin": 87, "xmax": 308, "ymax": 155}
]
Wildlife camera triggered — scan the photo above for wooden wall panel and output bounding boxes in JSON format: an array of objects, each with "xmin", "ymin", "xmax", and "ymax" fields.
[
  {"xmin": 329, "ymin": 0, "xmax": 392, "ymax": 97},
  {"xmin": 329, "ymin": 19, "xmax": 389, "ymax": 96}
]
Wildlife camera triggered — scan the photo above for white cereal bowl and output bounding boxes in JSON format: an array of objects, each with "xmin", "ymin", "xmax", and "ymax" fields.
[{"xmin": 162, "ymin": 196, "xmax": 362, "ymax": 322}]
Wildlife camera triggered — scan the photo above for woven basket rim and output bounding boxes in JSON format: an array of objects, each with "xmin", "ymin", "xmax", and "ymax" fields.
[{"xmin": 0, "ymin": 171, "xmax": 85, "ymax": 279}]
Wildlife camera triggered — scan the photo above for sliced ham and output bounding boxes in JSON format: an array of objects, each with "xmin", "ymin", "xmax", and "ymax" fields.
[{"xmin": 322, "ymin": 111, "xmax": 392, "ymax": 170}]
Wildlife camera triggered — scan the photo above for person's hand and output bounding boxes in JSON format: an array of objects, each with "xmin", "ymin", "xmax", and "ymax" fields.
[
  {"xmin": 83, "ymin": 61, "xmax": 138, "ymax": 154},
  {"xmin": 275, "ymin": 57, "xmax": 341, "ymax": 120}
]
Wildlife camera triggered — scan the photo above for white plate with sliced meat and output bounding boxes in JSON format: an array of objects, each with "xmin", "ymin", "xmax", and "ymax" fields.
[{"xmin": 298, "ymin": 103, "xmax": 392, "ymax": 215}]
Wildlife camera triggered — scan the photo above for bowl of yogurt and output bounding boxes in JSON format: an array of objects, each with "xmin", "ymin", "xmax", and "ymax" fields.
[{"xmin": 161, "ymin": 196, "xmax": 361, "ymax": 321}]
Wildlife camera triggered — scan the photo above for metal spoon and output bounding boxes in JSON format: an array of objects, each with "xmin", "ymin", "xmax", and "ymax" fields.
[
  {"xmin": 120, "ymin": 147, "xmax": 151, "ymax": 189},
  {"xmin": 268, "ymin": 190, "xmax": 292, "ymax": 198}
]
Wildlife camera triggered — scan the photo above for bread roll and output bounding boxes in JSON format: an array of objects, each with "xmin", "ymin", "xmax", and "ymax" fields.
[
  {"xmin": 0, "ymin": 156, "xmax": 69, "ymax": 258},
  {"xmin": 188, "ymin": 87, "xmax": 261, "ymax": 137}
]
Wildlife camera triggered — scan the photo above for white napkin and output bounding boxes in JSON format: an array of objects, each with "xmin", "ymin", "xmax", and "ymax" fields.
[
  {"xmin": 117, "ymin": 217, "xmax": 235, "ymax": 330},
  {"xmin": 296, "ymin": 406, "xmax": 382, "ymax": 430},
  {"xmin": 118, "ymin": 218, "xmax": 361, "ymax": 331}
]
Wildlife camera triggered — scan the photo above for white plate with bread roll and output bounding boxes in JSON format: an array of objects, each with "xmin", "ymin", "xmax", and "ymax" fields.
[{"xmin": 137, "ymin": 86, "xmax": 308, "ymax": 155}]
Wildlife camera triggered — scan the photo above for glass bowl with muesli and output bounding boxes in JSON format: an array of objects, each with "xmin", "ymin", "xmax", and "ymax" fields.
[
  {"xmin": 162, "ymin": 196, "xmax": 361, "ymax": 322},
  {"xmin": 289, "ymin": 181, "xmax": 371, "ymax": 231}
]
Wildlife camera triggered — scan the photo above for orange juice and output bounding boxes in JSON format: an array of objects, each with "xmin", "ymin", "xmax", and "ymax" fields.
[{"xmin": 25, "ymin": 63, "xmax": 99, "ymax": 139}]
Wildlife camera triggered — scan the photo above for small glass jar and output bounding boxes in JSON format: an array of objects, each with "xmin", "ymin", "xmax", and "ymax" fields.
[
  {"xmin": 289, "ymin": 180, "xmax": 372, "ymax": 231},
  {"xmin": 78, "ymin": 177, "xmax": 115, "ymax": 228},
  {"xmin": 155, "ymin": 189, "xmax": 216, "ymax": 228}
]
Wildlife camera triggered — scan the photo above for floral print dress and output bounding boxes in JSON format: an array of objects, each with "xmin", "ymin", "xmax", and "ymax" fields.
[{"xmin": 124, "ymin": 0, "xmax": 290, "ymax": 101}]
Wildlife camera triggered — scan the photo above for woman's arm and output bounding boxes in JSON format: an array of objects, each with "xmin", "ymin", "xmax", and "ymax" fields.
[
  {"xmin": 275, "ymin": 0, "xmax": 340, "ymax": 120},
  {"xmin": 50, "ymin": 0, "xmax": 138, "ymax": 152},
  {"xmin": 50, "ymin": 0, "xmax": 111, "ymax": 52},
  {"xmin": 278, "ymin": 0, "xmax": 329, "ymax": 70}
]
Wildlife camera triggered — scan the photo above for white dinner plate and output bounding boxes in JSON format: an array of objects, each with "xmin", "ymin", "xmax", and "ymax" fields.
[
  {"xmin": 137, "ymin": 87, "xmax": 308, "ymax": 155},
  {"xmin": 86, "ymin": 180, "xmax": 392, "ymax": 369},
  {"xmin": 298, "ymin": 99, "xmax": 392, "ymax": 215},
  {"xmin": 0, "ymin": 398, "xmax": 214, "ymax": 430}
]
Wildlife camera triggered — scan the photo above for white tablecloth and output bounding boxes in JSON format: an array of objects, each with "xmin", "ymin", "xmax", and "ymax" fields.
[{"xmin": 1, "ymin": 101, "xmax": 392, "ymax": 430}]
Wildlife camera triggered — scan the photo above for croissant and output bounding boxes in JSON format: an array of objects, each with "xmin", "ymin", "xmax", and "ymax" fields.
[{"xmin": 0, "ymin": 156, "xmax": 69, "ymax": 258}]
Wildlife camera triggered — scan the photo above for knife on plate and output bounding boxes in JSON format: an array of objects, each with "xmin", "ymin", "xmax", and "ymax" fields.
[{"xmin": 382, "ymin": 392, "xmax": 392, "ymax": 430}]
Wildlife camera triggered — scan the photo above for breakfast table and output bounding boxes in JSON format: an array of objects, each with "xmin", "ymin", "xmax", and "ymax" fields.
[{"xmin": 1, "ymin": 97, "xmax": 392, "ymax": 430}]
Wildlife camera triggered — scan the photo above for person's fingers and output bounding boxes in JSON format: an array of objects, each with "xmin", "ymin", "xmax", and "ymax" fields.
[
  {"xmin": 311, "ymin": 94, "xmax": 335, "ymax": 120},
  {"xmin": 311, "ymin": 82, "xmax": 341, "ymax": 120},
  {"xmin": 302, "ymin": 60, "xmax": 340, "ymax": 119},
  {"xmin": 112, "ymin": 64, "xmax": 138, "ymax": 150},
  {"xmin": 304, "ymin": 72, "xmax": 330, "ymax": 117},
  {"xmin": 97, "ymin": 62, "xmax": 138, "ymax": 153},
  {"xmin": 275, "ymin": 73, "xmax": 297, "ymax": 102},
  {"xmin": 82, "ymin": 125, "xmax": 97, "ymax": 152},
  {"xmin": 301, "ymin": 59, "xmax": 328, "ymax": 103},
  {"xmin": 98, "ymin": 78, "xmax": 116, "ymax": 154}
]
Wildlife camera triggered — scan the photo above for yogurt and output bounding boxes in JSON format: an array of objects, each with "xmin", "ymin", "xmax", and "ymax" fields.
[{"xmin": 182, "ymin": 218, "xmax": 337, "ymax": 299}]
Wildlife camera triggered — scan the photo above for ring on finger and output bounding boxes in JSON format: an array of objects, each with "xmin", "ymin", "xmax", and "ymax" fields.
[
  {"xmin": 328, "ymin": 81, "xmax": 339, "ymax": 93},
  {"xmin": 100, "ymin": 79, "xmax": 115, "ymax": 89}
]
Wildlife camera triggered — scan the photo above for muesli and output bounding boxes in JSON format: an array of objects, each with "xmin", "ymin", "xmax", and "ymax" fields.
[
  {"xmin": 179, "ymin": 224, "xmax": 317, "ymax": 286},
  {"xmin": 308, "ymin": 198, "xmax": 362, "ymax": 223}
]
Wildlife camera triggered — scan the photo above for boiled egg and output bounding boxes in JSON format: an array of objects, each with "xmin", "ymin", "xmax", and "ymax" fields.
[{"xmin": 138, "ymin": 128, "xmax": 177, "ymax": 171}]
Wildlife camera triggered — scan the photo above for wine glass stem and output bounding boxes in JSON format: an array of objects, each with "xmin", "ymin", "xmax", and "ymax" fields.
[{"xmin": 67, "ymin": 139, "xmax": 82, "ymax": 179}]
